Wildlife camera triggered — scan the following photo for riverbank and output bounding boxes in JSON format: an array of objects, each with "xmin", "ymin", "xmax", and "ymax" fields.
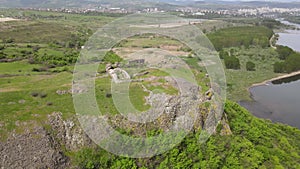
[{"xmin": 250, "ymin": 70, "xmax": 300, "ymax": 89}]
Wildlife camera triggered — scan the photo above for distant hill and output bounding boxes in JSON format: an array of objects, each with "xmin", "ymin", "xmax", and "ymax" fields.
[
  {"xmin": 190, "ymin": 0, "xmax": 300, "ymax": 9},
  {"xmin": 1, "ymin": 0, "xmax": 300, "ymax": 10},
  {"xmin": 0, "ymin": 0, "xmax": 179, "ymax": 9}
]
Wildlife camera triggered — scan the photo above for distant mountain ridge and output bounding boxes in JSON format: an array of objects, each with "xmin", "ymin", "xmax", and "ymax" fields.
[
  {"xmin": 0, "ymin": 0, "xmax": 300, "ymax": 9},
  {"xmin": 0, "ymin": 0, "xmax": 179, "ymax": 9}
]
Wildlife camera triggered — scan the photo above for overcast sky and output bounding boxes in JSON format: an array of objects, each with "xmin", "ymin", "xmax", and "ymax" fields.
[{"xmin": 185, "ymin": 0, "xmax": 298, "ymax": 1}]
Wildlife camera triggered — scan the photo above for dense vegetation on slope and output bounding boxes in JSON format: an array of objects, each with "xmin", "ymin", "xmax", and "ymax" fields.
[
  {"xmin": 72, "ymin": 101, "xmax": 300, "ymax": 169},
  {"xmin": 207, "ymin": 26, "xmax": 273, "ymax": 51},
  {"xmin": 0, "ymin": 9, "xmax": 117, "ymax": 67},
  {"xmin": 274, "ymin": 45, "xmax": 300, "ymax": 73}
]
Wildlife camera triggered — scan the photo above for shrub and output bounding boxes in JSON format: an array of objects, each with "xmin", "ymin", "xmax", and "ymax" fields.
[
  {"xmin": 273, "ymin": 62, "xmax": 285, "ymax": 73},
  {"xmin": 224, "ymin": 56, "xmax": 241, "ymax": 70},
  {"xmin": 0, "ymin": 45, "xmax": 5, "ymax": 50},
  {"xmin": 103, "ymin": 51, "xmax": 123, "ymax": 64},
  {"xmin": 246, "ymin": 61, "xmax": 256, "ymax": 71},
  {"xmin": 40, "ymin": 93, "xmax": 48, "ymax": 98},
  {"xmin": 32, "ymin": 67, "xmax": 48, "ymax": 72},
  {"xmin": 5, "ymin": 38, "xmax": 14, "ymax": 43},
  {"xmin": 31, "ymin": 92, "xmax": 39, "ymax": 97},
  {"xmin": 276, "ymin": 45, "xmax": 293, "ymax": 60},
  {"xmin": 47, "ymin": 102, "xmax": 53, "ymax": 106},
  {"xmin": 106, "ymin": 93, "xmax": 112, "ymax": 98},
  {"xmin": 219, "ymin": 50, "xmax": 229, "ymax": 59},
  {"xmin": 0, "ymin": 52, "xmax": 6, "ymax": 59},
  {"xmin": 32, "ymin": 68, "xmax": 41, "ymax": 72},
  {"xmin": 273, "ymin": 53, "xmax": 300, "ymax": 73}
]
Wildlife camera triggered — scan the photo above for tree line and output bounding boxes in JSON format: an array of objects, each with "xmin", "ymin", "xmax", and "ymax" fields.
[{"xmin": 274, "ymin": 45, "xmax": 300, "ymax": 73}]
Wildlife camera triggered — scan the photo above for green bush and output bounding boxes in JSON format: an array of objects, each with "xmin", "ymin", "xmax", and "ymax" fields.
[
  {"xmin": 246, "ymin": 61, "xmax": 256, "ymax": 71},
  {"xmin": 219, "ymin": 50, "xmax": 229, "ymax": 59},
  {"xmin": 273, "ymin": 53, "xmax": 300, "ymax": 73},
  {"xmin": 224, "ymin": 56, "xmax": 241, "ymax": 70},
  {"xmin": 0, "ymin": 45, "xmax": 5, "ymax": 50},
  {"xmin": 103, "ymin": 51, "xmax": 123, "ymax": 64},
  {"xmin": 276, "ymin": 45, "xmax": 294, "ymax": 60},
  {"xmin": 274, "ymin": 62, "xmax": 285, "ymax": 73}
]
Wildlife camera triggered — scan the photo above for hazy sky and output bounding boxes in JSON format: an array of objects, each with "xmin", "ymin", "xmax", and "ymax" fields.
[{"xmin": 185, "ymin": 0, "xmax": 298, "ymax": 1}]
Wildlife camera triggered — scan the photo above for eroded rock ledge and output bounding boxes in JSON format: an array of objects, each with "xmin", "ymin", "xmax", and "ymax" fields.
[{"xmin": 0, "ymin": 126, "xmax": 69, "ymax": 169}]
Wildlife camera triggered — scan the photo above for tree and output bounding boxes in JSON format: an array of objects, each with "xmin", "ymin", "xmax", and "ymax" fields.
[
  {"xmin": 103, "ymin": 51, "xmax": 123, "ymax": 64},
  {"xmin": 219, "ymin": 50, "xmax": 229, "ymax": 59},
  {"xmin": 273, "ymin": 62, "xmax": 285, "ymax": 73},
  {"xmin": 276, "ymin": 45, "xmax": 293, "ymax": 60},
  {"xmin": 224, "ymin": 56, "xmax": 240, "ymax": 70},
  {"xmin": 284, "ymin": 53, "xmax": 300, "ymax": 73},
  {"xmin": 0, "ymin": 45, "xmax": 5, "ymax": 50},
  {"xmin": 246, "ymin": 61, "xmax": 256, "ymax": 71},
  {"xmin": 5, "ymin": 38, "xmax": 14, "ymax": 43},
  {"xmin": 0, "ymin": 51, "xmax": 6, "ymax": 59},
  {"xmin": 273, "ymin": 53, "xmax": 300, "ymax": 73}
]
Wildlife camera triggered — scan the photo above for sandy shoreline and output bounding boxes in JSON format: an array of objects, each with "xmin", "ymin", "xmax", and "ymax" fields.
[{"xmin": 250, "ymin": 70, "xmax": 300, "ymax": 89}]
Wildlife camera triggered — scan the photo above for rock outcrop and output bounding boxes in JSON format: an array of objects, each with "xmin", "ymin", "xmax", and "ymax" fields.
[
  {"xmin": 0, "ymin": 126, "xmax": 69, "ymax": 169},
  {"xmin": 48, "ymin": 112, "xmax": 94, "ymax": 151}
]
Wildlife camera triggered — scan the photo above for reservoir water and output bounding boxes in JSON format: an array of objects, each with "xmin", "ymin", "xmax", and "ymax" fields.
[
  {"xmin": 240, "ymin": 75, "xmax": 300, "ymax": 129},
  {"xmin": 240, "ymin": 20, "xmax": 300, "ymax": 129},
  {"xmin": 277, "ymin": 20, "xmax": 300, "ymax": 52}
]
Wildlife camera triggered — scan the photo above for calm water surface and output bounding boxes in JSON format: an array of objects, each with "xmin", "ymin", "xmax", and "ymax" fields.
[
  {"xmin": 240, "ymin": 75, "xmax": 300, "ymax": 129},
  {"xmin": 277, "ymin": 21, "xmax": 300, "ymax": 52},
  {"xmin": 240, "ymin": 21, "xmax": 300, "ymax": 129}
]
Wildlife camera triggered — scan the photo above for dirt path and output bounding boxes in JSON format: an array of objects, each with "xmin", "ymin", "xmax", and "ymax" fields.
[
  {"xmin": 270, "ymin": 34, "xmax": 277, "ymax": 49},
  {"xmin": 0, "ymin": 17, "xmax": 19, "ymax": 22}
]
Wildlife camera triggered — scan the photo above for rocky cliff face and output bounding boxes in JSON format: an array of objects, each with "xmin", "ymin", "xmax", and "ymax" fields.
[
  {"xmin": 0, "ymin": 112, "xmax": 95, "ymax": 169},
  {"xmin": 47, "ymin": 112, "xmax": 94, "ymax": 151},
  {"xmin": 0, "ymin": 103, "xmax": 231, "ymax": 168},
  {"xmin": 0, "ymin": 126, "xmax": 69, "ymax": 169}
]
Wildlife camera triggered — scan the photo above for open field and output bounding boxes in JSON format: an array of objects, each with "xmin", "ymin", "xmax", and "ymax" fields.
[{"xmin": 0, "ymin": 71, "xmax": 73, "ymax": 138}]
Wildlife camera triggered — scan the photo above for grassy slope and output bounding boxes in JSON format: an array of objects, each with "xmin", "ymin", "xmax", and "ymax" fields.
[
  {"xmin": 0, "ymin": 70, "xmax": 73, "ymax": 138},
  {"xmin": 0, "ymin": 10, "xmax": 117, "ymax": 137},
  {"xmin": 0, "ymin": 9, "xmax": 116, "ymax": 45}
]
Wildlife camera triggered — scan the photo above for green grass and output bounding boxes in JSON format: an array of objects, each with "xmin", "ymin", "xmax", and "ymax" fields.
[
  {"xmin": 224, "ymin": 47, "xmax": 281, "ymax": 101},
  {"xmin": 0, "ymin": 61, "xmax": 42, "ymax": 75},
  {"xmin": 129, "ymin": 83, "xmax": 151, "ymax": 112},
  {"xmin": 0, "ymin": 72, "xmax": 74, "ymax": 137},
  {"xmin": 95, "ymin": 78, "xmax": 151, "ymax": 114},
  {"xmin": 144, "ymin": 82, "xmax": 179, "ymax": 95},
  {"xmin": 0, "ymin": 21, "xmax": 75, "ymax": 43},
  {"xmin": 118, "ymin": 35, "xmax": 182, "ymax": 48},
  {"xmin": 0, "ymin": 8, "xmax": 116, "ymax": 30},
  {"xmin": 95, "ymin": 77, "xmax": 119, "ymax": 115}
]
